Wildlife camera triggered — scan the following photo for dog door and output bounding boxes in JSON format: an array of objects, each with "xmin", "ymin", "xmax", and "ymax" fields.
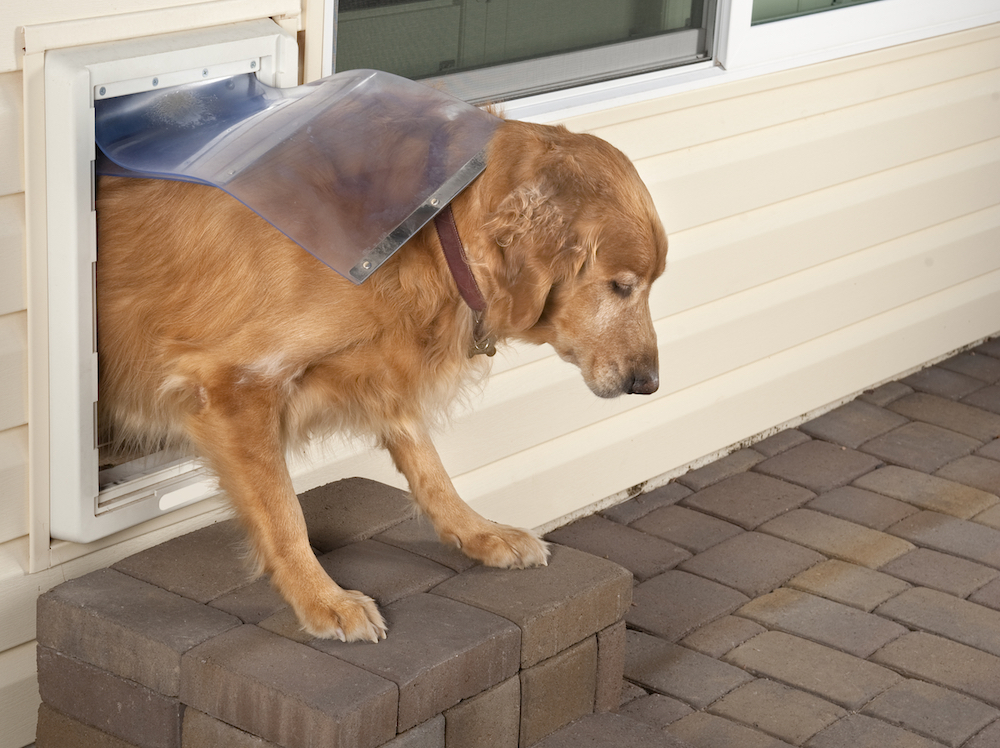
[{"xmin": 43, "ymin": 21, "xmax": 298, "ymax": 543}]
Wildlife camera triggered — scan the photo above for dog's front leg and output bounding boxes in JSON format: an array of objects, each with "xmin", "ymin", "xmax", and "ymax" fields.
[
  {"xmin": 185, "ymin": 375, "xmax": 386, "ymax": 642},
  {"xmin": 384, "ymin": 427, "xmax": 549, "ymax": 568}
]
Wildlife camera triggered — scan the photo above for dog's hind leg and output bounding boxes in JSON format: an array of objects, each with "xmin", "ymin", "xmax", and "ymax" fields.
[
  {"xmin": 384, "ymin": 427, "xmax": 549, "ymax": 569},
  {"xmin": 184, "ymin": 372, "xmax": 386, "ymax": 642}
]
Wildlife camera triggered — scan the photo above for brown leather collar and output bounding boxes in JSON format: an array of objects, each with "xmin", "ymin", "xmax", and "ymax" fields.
[{"xmin": 434, "ymin": 204, "xmax": 496, "ymax": 356}]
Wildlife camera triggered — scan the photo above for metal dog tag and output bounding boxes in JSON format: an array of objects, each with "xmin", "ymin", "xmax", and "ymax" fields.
[{"xmin": 95, "ymin": 70, "xmax": 501, "ymax": 283}]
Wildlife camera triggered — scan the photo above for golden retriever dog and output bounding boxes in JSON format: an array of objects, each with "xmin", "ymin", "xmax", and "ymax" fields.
[{"xmin": 96, "ymin": 119, "xmax": 667, "ymax": 642}]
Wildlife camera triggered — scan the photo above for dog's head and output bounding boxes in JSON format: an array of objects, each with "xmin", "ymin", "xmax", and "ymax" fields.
[{"xmin": 476, "ymin": 122, "xmax": 667, "ymax": 398}]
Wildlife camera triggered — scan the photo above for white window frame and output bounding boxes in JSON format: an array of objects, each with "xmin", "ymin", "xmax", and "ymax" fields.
[{"xmin": 493, "ymin": 0, "xmax": 1000, "ymax": 121}]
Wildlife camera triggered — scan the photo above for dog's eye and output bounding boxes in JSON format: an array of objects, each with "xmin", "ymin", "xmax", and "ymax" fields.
[{"xmin": 610, "ymin": 280, "xmax": 634, "ymax": 298}]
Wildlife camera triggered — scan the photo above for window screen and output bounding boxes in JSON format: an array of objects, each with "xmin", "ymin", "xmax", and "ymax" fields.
[
  {"xmin": 752, "ymin": 0, "xmax": 883, "ymax": 25},
  {"xmin": 333, "ymin": 0, "xmax": 712, "ymax": 103}
]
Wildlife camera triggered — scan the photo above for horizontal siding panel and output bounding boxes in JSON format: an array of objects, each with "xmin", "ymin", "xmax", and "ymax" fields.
[
  {"xmin": 461, "ymin": 269, "xmax": 1000, "ymax": 530},
  {"xmin": 0, "ymin": 193, "xmax": 25, "ymax": 316},
  {"xmin": 0, "ymin": 71, "xmax": 22, "ymax": 197},
  {"xmin": 641, "ymin": 68, "xmax": 1000, "ymax": 232},
  {"xmin": 0, "ymin": 641, "xmax": 37, "ymax": 748},
  {"xmin": 594, "ymin": 32, "xmax": 1000, "ymax": 161},
  {"xmin": 0, "ymin": 427, "xmax": 27, "ymax": 545},
  {"xmin": 0, "ymin": 312, "xmax": 26, "ymax": 432},
  {"xmin": 655, "ymin": 137, "xmax": 1000, "ymax": 319}
]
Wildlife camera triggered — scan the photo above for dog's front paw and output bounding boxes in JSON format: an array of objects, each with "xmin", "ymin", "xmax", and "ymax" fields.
[
  {"xmin": 296, "ymin": 588, "xmax": 387, "ymax": 643},
  {"xmin": 457, "ymin": 523, "xmax": 550, "ymax": 569}
]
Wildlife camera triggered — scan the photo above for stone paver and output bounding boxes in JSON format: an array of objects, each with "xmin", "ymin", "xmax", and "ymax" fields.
[
  {"xmin": 544, "ymin": 514, "xmax": 690, "ymax": 581},
  {"xmin": 787, "ymin": 558, "xmax": 911, "ymax": 611},
  {"xmin": 631, "ymin": 505, "xmax": 744, "ymax": 553},
  {"xmin": 854, "ymin": 465, "xmax": 998, "ymax": 519},
  {"xmin": 963, "ymin": 385, "xmax": 1000, "ymax": 416},
  {"xmin": 876, "ymin": 586, "xmax": 1000, "ymax": 658},
  {"xmin": 887, "ymin": 511, "xmax": 1000, "ymax": 569},
  {"xmin": 679, "ymin": 615, "xmax": 767, "ymax": 659},
  {"xmin": 600, "ymin": 482, "xmax": 691, "ymax": 525},
  {"xmin": 619, "ymin": 693, "xmax": 694, "ymax": 729},
  {"xmin": 681, "ymin": 472, "xmax": 816, "ymax": 530},
  {"xmin": 709, "ymin": 679, "xmax": 846, "ymax": 745},
  {"xmin": 798, "ymin": 400, "xmax": 908, "ymax": 448},
  {"xmin": 807, "ymin": 714, "xmax": 948, "ymax": 748},
  {"xmin": 627, "ymin": 570, "xmax": 749, "ymax": 642},
  {"xmin": 807, "ymin": 485, "xmax": 919, "ymax": 530},
  {"xmin": 878, "ymin": 547, "xmax": 999, "ymax": 597},
  {"xmin": 861, "ymin": 678, "xmax": 999, "ymax": 748},
  {"xmin": 936, "ymin": 455, "xmax": 1000, "ymax": 495},
  {"xmin": 533, "ymin": 712, "xmax": 693, "ymax": 748},
  {"xmin": 888, "ymin": 392, "xmax": 1000, "ymax": 442},
  {"xmin": 754, "ymin": 440, "xmax": 882, "ymax": 493},
  {"xmin": 901, "ymin": 365, "xmax": 986, "ymax": 400},
  {"xmin": 724, "ymin": 631, "xmax": 901, "ymax": 710},
  {"xmin": 676, "ymin": 449, "xmax": 765, "ymax": 491},
  {"xmin": 860, "ymin": 422, "xmax": 981, "ymax": 473},
  {"xmin": 858, "ymin": 381, "xmax": 913, "ymax": 407},
  {"xmin": 678, "ymin": 531, "xmax": 824, "ymax": 597},
  {"xmin": 736, "ymin": 587, "xmax": 907, "ymax": 657},
  {"xmin": 759, "ymin": 508, "xmax": 915, "ymax": 568},
  {"xmin": 751, "ymin": 429, "xmax": 812, "ymax": 457},
  {"xmin": 938, "ymin": 350, "xmax": 1000, "ymax": 383},
  {"xmin": 668, "ymin": 712, "xmax": 796, "ymax": 748}
]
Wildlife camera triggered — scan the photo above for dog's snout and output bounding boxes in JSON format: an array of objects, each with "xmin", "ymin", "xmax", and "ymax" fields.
[{"xmin": 628, "ymin": 368, "xmax": 659, "ymax": 395}]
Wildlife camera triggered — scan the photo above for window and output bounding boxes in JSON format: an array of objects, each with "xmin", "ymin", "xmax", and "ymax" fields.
[
  {"xmin": 752, "ymin": 0, "xmax": 882, "ymax": 25},
  {"xmin": 332, "ymin": 0, "xmax": 715, "ymax": 103}
]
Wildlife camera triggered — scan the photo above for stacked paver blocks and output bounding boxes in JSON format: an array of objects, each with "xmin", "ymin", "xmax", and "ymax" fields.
[{"xmin": 35, "ymin": 478, "xmax": 632, "ymax": 748}]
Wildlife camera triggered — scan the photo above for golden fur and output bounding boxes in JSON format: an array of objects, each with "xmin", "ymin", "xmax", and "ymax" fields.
[{"xmin": 96, "ymin": 119, "xmax": 668, "ymax": 641}]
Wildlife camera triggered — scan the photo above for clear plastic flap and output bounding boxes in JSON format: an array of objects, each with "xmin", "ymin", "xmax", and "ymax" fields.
[{"xmin": 95, "ymin": 70, "xmax": 501, "ymax": 282}]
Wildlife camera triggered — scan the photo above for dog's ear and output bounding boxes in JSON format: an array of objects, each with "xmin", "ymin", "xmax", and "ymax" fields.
[{"xmin": 485, "ymin": 174, "xmax": 589, "ymax": 331}]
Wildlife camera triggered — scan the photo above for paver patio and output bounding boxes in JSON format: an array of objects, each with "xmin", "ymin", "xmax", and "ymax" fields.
[{"xmin": 34, "ymin": 336, "xmax": 1000, "ymax": 747}]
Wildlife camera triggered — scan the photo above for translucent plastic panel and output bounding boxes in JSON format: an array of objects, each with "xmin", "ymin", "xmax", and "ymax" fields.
[{"xmin": 96, "ymin": 69, "xmax": 501, "ymax": 282}]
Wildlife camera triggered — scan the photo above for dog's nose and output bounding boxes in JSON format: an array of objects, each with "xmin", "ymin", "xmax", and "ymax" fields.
[{"xmin": 628, "ymin": 369, "xmax": 659, "ymax": 395}]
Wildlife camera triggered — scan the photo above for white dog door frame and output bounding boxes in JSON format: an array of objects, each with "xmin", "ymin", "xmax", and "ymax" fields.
[{"xmin": 43, "ymin": 20, "xmax": 298, "ymax": 543}]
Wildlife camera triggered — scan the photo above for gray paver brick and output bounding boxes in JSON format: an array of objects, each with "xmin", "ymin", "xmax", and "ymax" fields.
[
  {"xmin": 736, "ymin": 587, "xmax": 907, "ymax": 658},
  {"xmin": 382, "ymin": 715, "xmax": 445, "ymax": 748},
  {"xmin": 806, "ymin": 714, "xmax": 948, "ymax": 748},
  {"xmin": 887, "ymin": 511, "xmax": 1000, "ymax": 569},
  {"xmin": 861, "ymin": 678, "xmax": 999, "ymax": 748},
  {"xmin": 680, "ymin": 615, "xmax": 767, "ymax": 659},
  {"xmin": 858, "ymin": 382, "xmax": 913, "ymax": 407},
  {"xmin": 300, "ymin": 477, "xmax": 413, "ymax": 552},
  {"xmin": 939, "ymin": 351, "xmax": 1000, "ymax": 383},
  {"xmin": 619, "ymin": 693, "xmax": 694, "ymax": 730},
  {"xmin": 630, "ymin": 505, "xmax": 743, "ymax": 553},
  {"xmin": 36, "ymin": 568, "xmax": 240, "ymax": 696},
  {"xmin": 708, "ymin": 679, "xmax": 847, "ymax": 745},
  {"xmin": 754, "ymin": 440, "xmax": 882, "ymax": 493},
  {"xmin": 627, "ymin": 570, "xmax": 749, "ymax": 642},
  {"xmin": 181, "ymin": 624, "xmax": 397, "ymax": 748},
  {"xmin": 760, "ymin": 508, "xmax": 915, "ymax": 568},
  {"xmin": 182, "ymin": 709, "xmax": 279, "ymax": 747},
  {"xmin": 979, "ymin": 437, "xmax": 1000, "ymax": 460},
  {"xmin": 966, "ymin": 720, "xmax": 1000, "ymax": 748},
  {"xmin": 36, "ymin": 703, "xmax": 144, "ymax": 748},
  {"xmin": 854, "ymin": 465, "xmax": 998, "ymax": 519},
  {"xmin": 38, "ymin": 647, "xmax": 183, "ymax": 748},
  {"xmin": 724, "ymin": 631, "xmax": 901, "ymax": 710},
  {"xmin": 595, "ymin": 620, "xmax": 626, "ymax": 713},
  {"xmin": 860, "ymin": 422, "xmax": 981, "ymax": 473},
  {"xmin": 207, "ymin": 578, "xmax": 286, "ymax": 625},
  {"xmin": 876, "ymin": 586, "xmax": 1000, "ymax": 658},
  {"xmin": 681, "ymin": 473, "xmax": 816, "ymax": 530},
  {"xmin": 519, "ymin": 636, "xmax": 598, "ymax": 747},
  {"xmin": 969, "ymin": 576, "xmax": 1000, "ymax": 611},
  {"xmin": 751, "ymin": 429, "xmax": 812, "ymax": 457},
  {"xmin": 799, "ymin": 400, "xmax": 909, "ymax": 449},
  {"xmin": 625, "ymin": 630, "xmax": 753, "ymax": 709},
  {"xmin": 878, "ymin": 548, "xmax": 999, "ymax": 597},
  {"xmin": 787, "ymin": 558, "xmax": 910, "ymax": 611},
  {"xmin": 534, "ymin": 712, "xmax": 694, "ymax": 748},
  {"xmin": 668, "ymin": 712, "xmax": 796, "ymax": 748},
  {"xmin": 600, "ymin": 482, "xmax": 692, "ymax": 525},
  {"xmin": 431, "ymin": 544, "xmax": 631, "ymax": 668},
  {"xmin": 963, "ymin": 385, "xmax": 1000, "ymax": 416},
  {"xmin": 902, "ymin": 365, "xmax": 986, "ymax": 400},
  {"xmin": 112, "ymin": 521, "xmax": 252, "ymax": 604},
  {"xmin": 808, "ymin": 485, "xmax": 919, "ymax": 530},
  {"xmin": 871, "ymin": 631, "xmax": 1000, "ymax": 707},
  {"xmin": 372, "ymin": 518, "xmax": 476, "ymax": 573},
  {"xmin": 314, "ymin": 593, "xmax": 519, "ymax": 732},
  {"xmin": 676, "ymin": 449, "xmax": 764, "ymax": 491},
  {"xmin": 317, "ymin": 539, "xmax": 455, "ymax": 606},
  {"xmin": 936, "ymin": 455, "xmax": 1000, "ymax": 496},
  {"xmin": 976, "ymin": 338, "xmax": 1000, "ymax": 359},
  {"xmin": 889, "ymin": 392, "xmax": 1000, "ymax": 441},
  {"xmin": 678, "ymin": 531, "xmax": 824, "ymax": 597},
  {"xmin": 544, "ymin": 514, "xmax": 690, "ymax": 582},
  {"xmin": 443, "ymin": 676, "xmax": 518, "ymax": 748}
]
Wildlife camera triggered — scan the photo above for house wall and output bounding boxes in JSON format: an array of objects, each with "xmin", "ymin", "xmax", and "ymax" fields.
[{"xmin": 0, "ymin": 5, "xmax": 998, "ymax": 744}]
